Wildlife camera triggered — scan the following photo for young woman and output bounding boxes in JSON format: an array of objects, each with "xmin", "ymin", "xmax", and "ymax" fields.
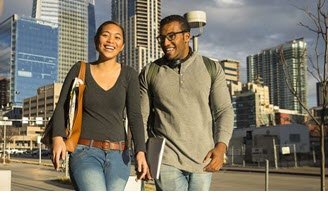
[{"xmin": 51, "ymin": 21, "xmax": 150, "ymax": 191}]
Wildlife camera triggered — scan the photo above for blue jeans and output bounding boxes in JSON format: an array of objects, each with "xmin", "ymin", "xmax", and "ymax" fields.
[
  {"xmin": 155, "ymin": 164, "xmax": 212, "ymax": 191},
  {"xmin": 69, "ymin": 145, "xmax": 131, "ymax": 191}
]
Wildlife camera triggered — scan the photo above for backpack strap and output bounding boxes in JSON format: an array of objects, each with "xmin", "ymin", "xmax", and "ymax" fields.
[
  {"xmin": 202, "ymin": 56, "xmax": 217, "ymax": 86},
  {"xmin": 202, "ymin": 56, "xmax": 218, "ymax": 134},
  {"xmin": 147, "ymin": 56, "xmax": 217, "ymax": 87},
  {"xmin": 146, "ymin": 62, "xmax": 161, "ymax": 86},
  {"xmin": 145, "ymin": 62, "xmax": 162, "ymax": 138}
]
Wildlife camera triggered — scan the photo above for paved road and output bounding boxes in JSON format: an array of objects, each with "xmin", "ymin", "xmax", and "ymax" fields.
[
  {"xmin": 1, "ymin": 159, "xmax": 327, "ymax": 191},
  {"xmin": 211, "ymin": 170, "xmax": 327, "ymax": 191}
]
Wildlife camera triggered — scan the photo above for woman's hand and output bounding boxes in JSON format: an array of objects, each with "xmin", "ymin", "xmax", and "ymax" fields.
[
  {"xmin": 52, "ymin": 136, "xmax": 66, "ymax": 170},
  {"xmin": 135, "ymin": 151, "xmax": 151, "ymax": 180}
]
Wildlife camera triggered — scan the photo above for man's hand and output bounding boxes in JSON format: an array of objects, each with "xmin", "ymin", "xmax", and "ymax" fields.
[
  {"xmin": 52, "ymin": 136, "xmax": 66, "ymax": 170},
  {"xmin": 203, "ymin": 142, "xmax": 227, "ymax": 172},
  {"xmin": 135, "ymin": 151, "xmax": 152, "ymax": 181}
]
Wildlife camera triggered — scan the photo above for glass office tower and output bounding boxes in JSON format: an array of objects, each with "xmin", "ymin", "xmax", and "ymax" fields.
[
  {"xmin": 0, "ymin": 18, "xmax": 11, "ymax": 107},
  {"xmin": 0, "ymin": 15, "xmax": 58, "ymax": 107},
  {"xmin": 111, "ymin": 0, "xmax": 162, "ymax": 72},
  {"xmin": 32, "ymin": 0, "xmax": 94, "ymax": 82}
]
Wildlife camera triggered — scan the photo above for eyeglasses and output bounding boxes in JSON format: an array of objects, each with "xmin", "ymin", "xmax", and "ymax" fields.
[{"xmin": 156, "ymin": 31, "xmax": 187, "ymax": 43}]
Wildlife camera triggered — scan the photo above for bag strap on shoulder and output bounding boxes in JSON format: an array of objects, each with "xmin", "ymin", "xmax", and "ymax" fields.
[
  {"xmin": 202, "ymin": 56, "xmax": 217, "ymax": 86},
  {"xmin": 78, "ymin": 61, "xmax": 86, "ymax": 81},
  {"xmin": 146, "ymin": 62, "xmax": 160, "ymax": 86}
]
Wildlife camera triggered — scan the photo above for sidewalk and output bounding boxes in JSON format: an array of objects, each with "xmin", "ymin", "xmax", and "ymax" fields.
[
  {"xmin": 2, "ymin": 158, "xmax": 327, "ymax": 191},
  {"xmin": 6, "ymin": 157, "xmax": 156, "ymax": 191}
]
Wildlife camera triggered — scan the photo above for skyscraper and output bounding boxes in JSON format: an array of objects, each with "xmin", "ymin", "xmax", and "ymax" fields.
[
  {"xmin": 32, "ymin": 0, "xmax": 96, "ymax": 82},
  {"xmin": 111, "ymin": 0, "xmax": 162, "ymax": 72},
  {"xmin": 247, "ymin": 38, "xmax": 307, "ymax": 114},
  {"xmin": 0, "ymin": 15, "xmax": 58, "ymax": 107},
  {"xmin": 88, "ymin": 1, "xmax": 97, "ymax": 62}
]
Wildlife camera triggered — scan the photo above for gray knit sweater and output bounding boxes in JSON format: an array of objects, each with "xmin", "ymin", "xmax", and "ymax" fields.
[{"xmin": 139, "ymin": 52, "xmax": 234, "ymax": 173}]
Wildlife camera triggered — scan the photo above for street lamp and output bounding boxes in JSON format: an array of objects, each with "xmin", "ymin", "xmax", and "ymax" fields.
[
  {"xmin": 2, "ymin": 117, "xmax": 8, "ymax": 164},
  {"xmin": 184, "ymin": 11, "xmax": 207, "ymax": 52}
]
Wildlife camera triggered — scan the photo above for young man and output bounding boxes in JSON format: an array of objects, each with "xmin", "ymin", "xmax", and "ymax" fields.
[{"xmin": 139, "ymin": 15, "xmax": 234, "ymax": 191}]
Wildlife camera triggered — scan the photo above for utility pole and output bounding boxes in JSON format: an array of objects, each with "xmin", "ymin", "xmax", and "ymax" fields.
[
  {"xmin": 265, "ymin": 159, "xmax": 269, "ymax": 191},
  {"xmin": 273, "ymin": 138, "xmax": 278, "ymax": 169},
  {"xmin": 293, "ymin": 144, "xmax": 298, "ymax": 168},
  {"xmin": 1, "ymin": 117, "xmax": 9, "ymax": 164},
  {"xmin": 2, "ymin": 119, "xmax": 6, "ymax": 164},
  {"xmin": 231, "ymin": 145, "xmax": 234, "ymax": 166},
  {"xmin": 313, "ymin": 149, "xmax": 316, "ymax": 164}
]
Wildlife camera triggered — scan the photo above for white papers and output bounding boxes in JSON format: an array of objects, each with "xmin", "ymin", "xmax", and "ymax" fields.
[
  {"xmin": 67, "ymin": 77, "xmax": 84, "ymax": 136},
  {"xmin": 146, "ymin": 137, "xmax": 166, "ymax": 179},
  {"xmin": 124, "ymin": 175, "xmax": 143, "ymax": 191}
]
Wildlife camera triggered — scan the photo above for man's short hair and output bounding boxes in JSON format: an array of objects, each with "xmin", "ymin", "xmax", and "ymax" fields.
[{"xmin": 160, "ymin": 15, "xmax": 191, "ymax": 32}]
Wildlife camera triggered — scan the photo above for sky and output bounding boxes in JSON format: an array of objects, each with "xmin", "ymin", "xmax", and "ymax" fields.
[{"xmin": 0, "ymin": 0, "xmax": 324, "ymax": 108}]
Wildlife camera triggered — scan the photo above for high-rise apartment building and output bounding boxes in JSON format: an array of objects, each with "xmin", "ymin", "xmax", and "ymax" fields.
[
  {"xmin": 111, "ymin": 0, "xmax": 162, "ymax": 72},
  {"xmin": 219, "ymin": 59, "xmax": 240, "ymax": 84},
  {"xmin": 32, "ymin": 0, "xmax": 96, "ymax": 82},
  {"xmin": 247, "ymin": 38, "xmax": 307, "ymax": 114},
  {"xmin": 0, "ymin": 15, "xmax": 58, "ymax": 107},
  {"xmin": 234, "ymin": 80, "xmax": 274, "ymax": 128}
]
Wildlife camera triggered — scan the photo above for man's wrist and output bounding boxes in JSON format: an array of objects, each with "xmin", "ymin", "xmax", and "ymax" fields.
[{"xmin": 215, "ymin": 142, "xmax": 227, "ymax": 153}]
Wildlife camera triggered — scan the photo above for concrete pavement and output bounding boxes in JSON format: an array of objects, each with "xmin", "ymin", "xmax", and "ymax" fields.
[{"xmin": 1, "ymin": 157, "xmax": 327, "ymax": 191}]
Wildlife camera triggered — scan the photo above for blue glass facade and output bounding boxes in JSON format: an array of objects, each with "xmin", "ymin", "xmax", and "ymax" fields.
[
  {"xmin": 0, "ymin": 18, "xmax": 11, "ymax": 78},
  {"xmin": 0, "ymin": 17, "xmax": 14, "ymax": 107},
  {"xmin": 0, "ymin": 15, "xmax": 58, "ymax": 106},
  {"xmin": 14, "ymin": 17, "xmax": 58, "ymax": 105}
]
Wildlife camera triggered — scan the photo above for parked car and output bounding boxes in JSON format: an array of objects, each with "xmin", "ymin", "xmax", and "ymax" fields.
[
  {"xmin": 31, "ymin": 149, "xmax": 51, "ymax": 157},
  {"xmin": 5, "ymin": 149, "xmax": 26, "ymax": 155}
]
